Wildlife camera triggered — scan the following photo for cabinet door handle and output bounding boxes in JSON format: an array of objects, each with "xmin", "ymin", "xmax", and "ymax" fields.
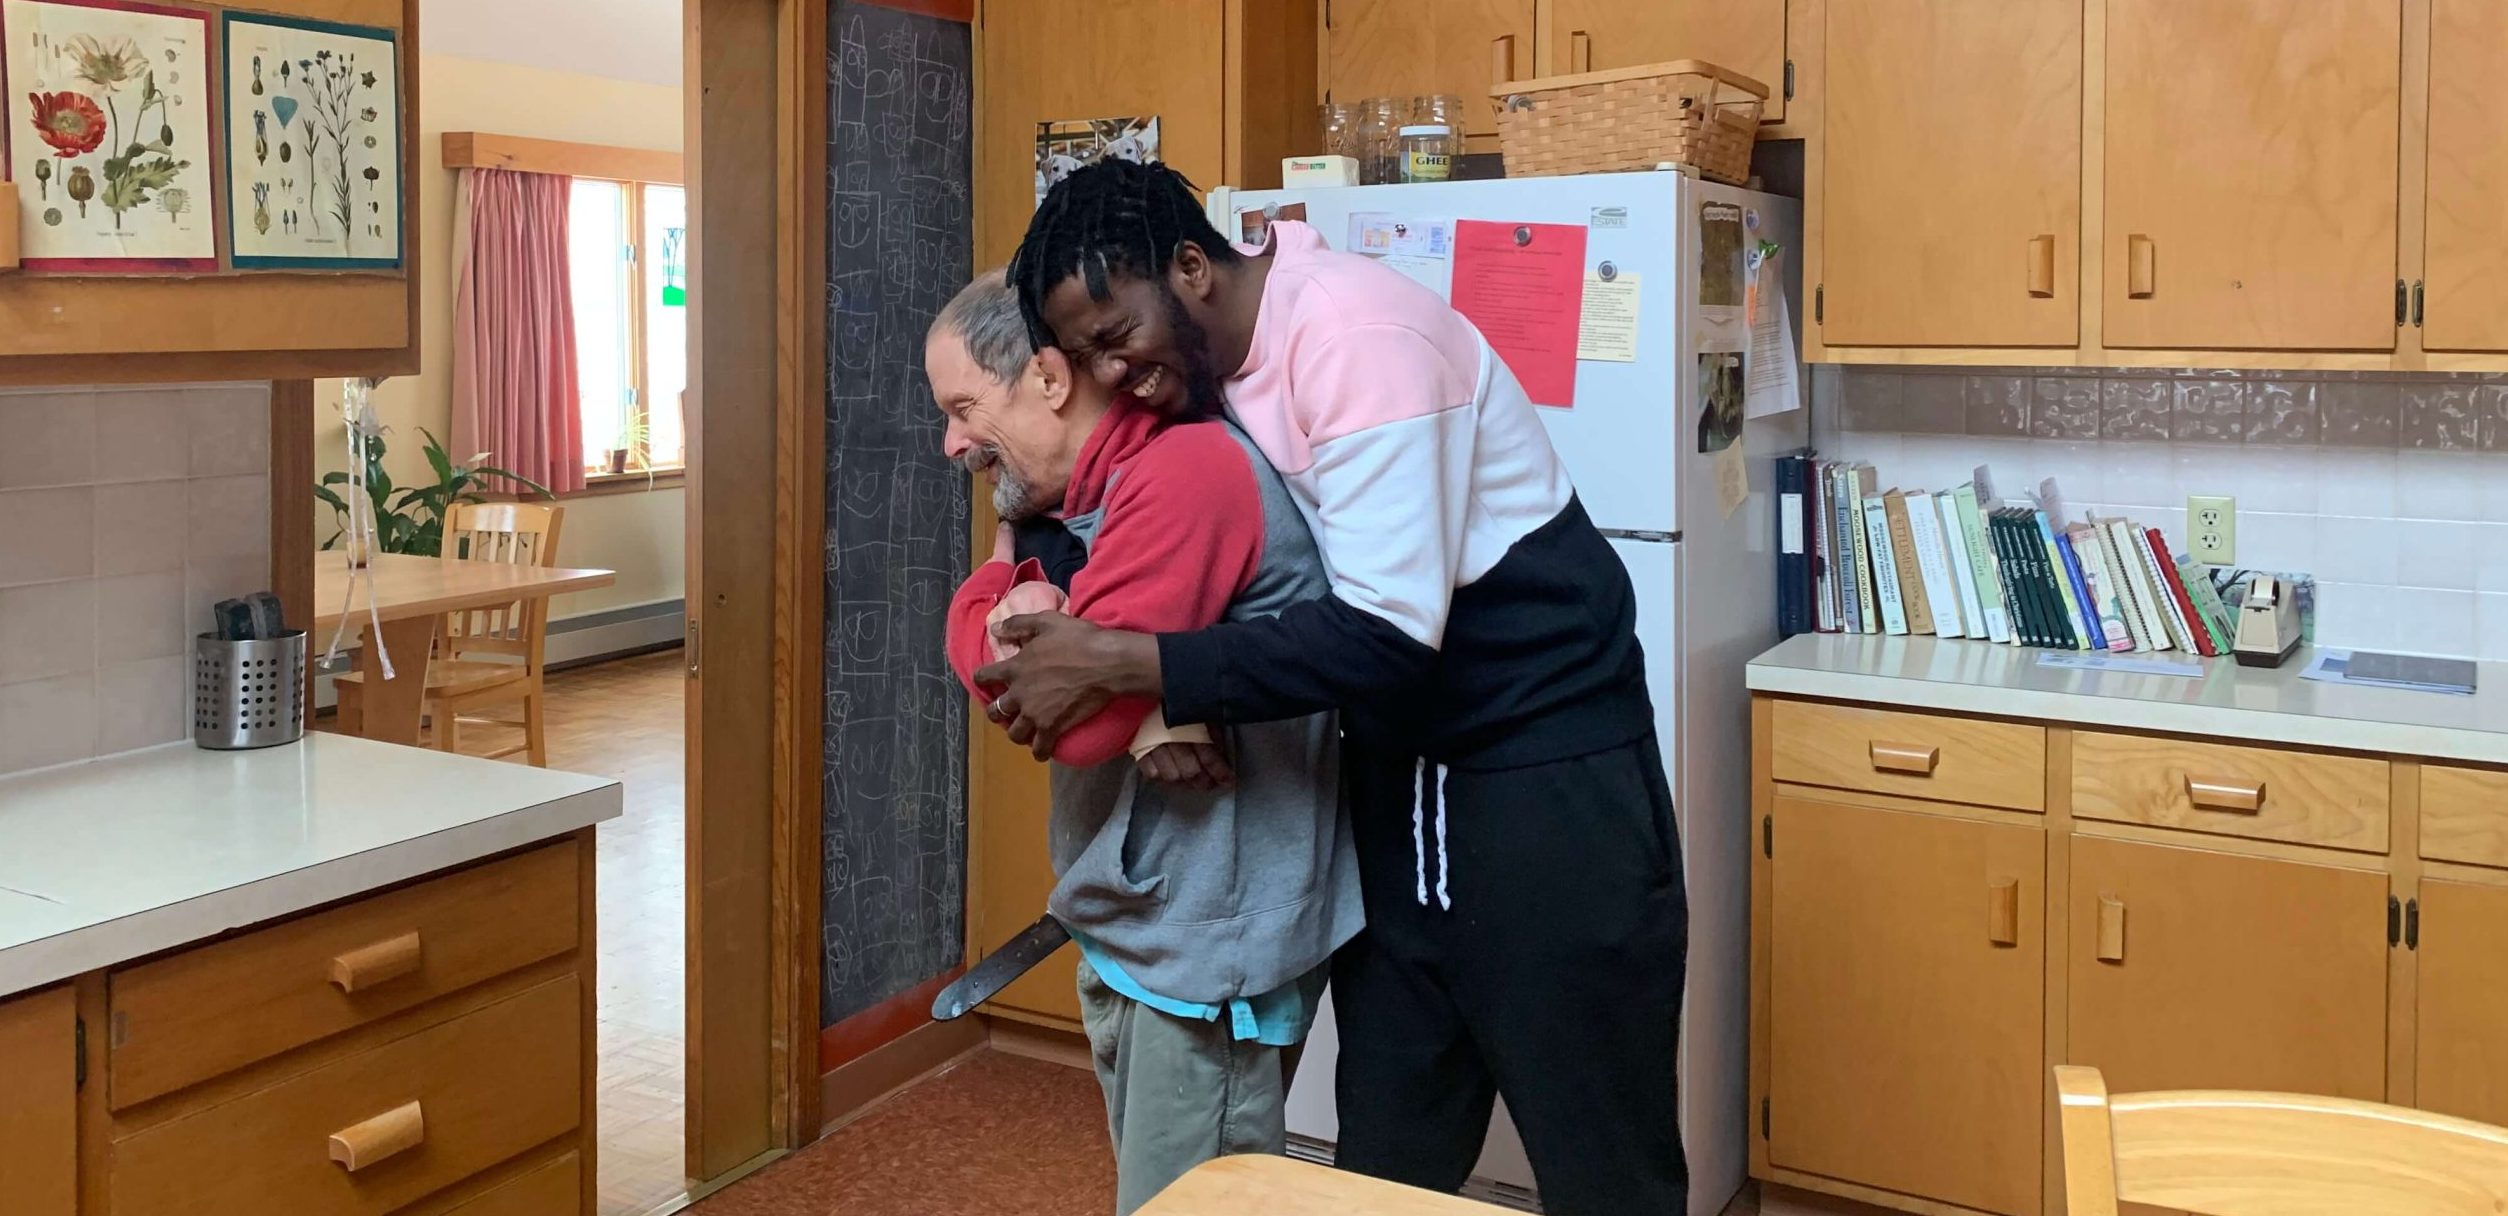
[
  {"xmin": 1491, "ymin": 34, "xmax": 1517, "ymax": 87},
  {"xmin": 2127, "ymin": 235, "xmax": 2156, "ymax": 298},
  {"xmin": 2096, "ymin": 895, "xmax": 2127, "ymax": 963},
  {"xmin": 1570, "ymin": 29, "xmax": 1593, "ymax": 73},
  {"xmin": 328, "ymin": 1100, "xmax": 425, "ymax": 1172},
  {"xmin": 1868, "ymin": 742, "xmax": 1940, "ymax": 776},
  {"xmin": 1987, "ymin": 877, "xmax": 2020, "ymax": 946},
  {"xmin": 2184, "ymin": 776, "xmax": 2265, "ymax": 814},
  {"xmin": 2028, "ymin": 235, "xmax": 2056, "ymax": 298},
  {"xmin": 329, "ymin": 931, "xmax": 423, "ymax": 994}
]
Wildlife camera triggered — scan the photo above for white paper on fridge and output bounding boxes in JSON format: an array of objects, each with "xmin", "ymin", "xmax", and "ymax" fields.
[
  {"xmin": 1346, "ymin": 212, "xmax": 1453, "ymax": 294},
  {"xmin": 1346, "ymin": 213, "xmax": 1451, "ymax": 258},
  {"xmin": 1744, "ymin": 251, "xmax": 1800, "ymax": 417},
  {"xmin": 1576, "ymin": 268, "xmax": 1639, "ymax": 362}
]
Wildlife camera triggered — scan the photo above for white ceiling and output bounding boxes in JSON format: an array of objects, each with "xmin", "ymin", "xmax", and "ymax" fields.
[{"xmin": 421, "ymin": 0, "xmax": 682, "ymax": 87}]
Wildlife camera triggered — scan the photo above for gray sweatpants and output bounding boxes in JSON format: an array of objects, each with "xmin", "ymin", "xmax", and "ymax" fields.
[{"xmin": 1075, "ymin": 961, "xmax": 1301, "ymax": 1215}]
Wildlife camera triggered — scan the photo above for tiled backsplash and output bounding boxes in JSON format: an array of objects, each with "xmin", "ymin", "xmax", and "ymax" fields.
[
  {"xmin": 0, "ymin": 383, "xmax": 272, "ymax": 776},
  {"xmin": 1814, "ymin": 366, "xmax": 2508, "ymax": 662}
]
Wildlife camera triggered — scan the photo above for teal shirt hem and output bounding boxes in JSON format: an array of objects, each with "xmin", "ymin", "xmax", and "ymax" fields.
[{"xmin": 1068, "ymin": 929, "xmax": 1327, "ymax": 1047}]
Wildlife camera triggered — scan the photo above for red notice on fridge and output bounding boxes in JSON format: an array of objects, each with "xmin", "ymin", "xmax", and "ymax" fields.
[{"xmin": 1449, "ymin": 219, "xmax": 1586, "ymax": 408}]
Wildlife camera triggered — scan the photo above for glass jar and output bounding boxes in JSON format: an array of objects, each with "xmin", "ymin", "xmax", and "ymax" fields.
[
  {"xmin": 1398, "ymin": 123, "xmax": 1458, "ymax": 183},
  {"xmin": 1414, "ymin": 93, "xmax": 1468, "ymax": 132},
  {"xmin": 1356, "ymin": 97, "xmax": 1403, "ymax": 184},
  {"xmin": 1319, "ymin": 101, "xmax": 1361, "ymax": 161}
]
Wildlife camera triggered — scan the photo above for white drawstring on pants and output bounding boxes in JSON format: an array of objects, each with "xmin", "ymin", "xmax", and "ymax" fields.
[{"xmin": 1413, "ymin": 757, "xmax": 1451, "ymax": 911}]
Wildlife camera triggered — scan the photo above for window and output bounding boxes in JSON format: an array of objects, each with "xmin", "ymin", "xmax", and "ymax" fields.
[{"xmin": 568, "ymin": 178, "xmax": 689, "ymax": 477}]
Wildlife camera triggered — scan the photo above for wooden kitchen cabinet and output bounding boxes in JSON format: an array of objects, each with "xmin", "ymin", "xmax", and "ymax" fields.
[
  {"xmin": 1817, "ymin": 0, "xmax": 2080, "ymax": 348},
  {"xmin": 1766, "ymin": 794, "xmax": 2043, "ymax": 1216},
  {"xmin": 2420, "ymin": 0, "xmax": 2508, "ymax": 352},
  {"xmin": 2067, "ymin": 835, "xmax": 2388, "ymax": 1101},
  {"xmin": 1545, "ymin": 0, "xmax": 1788, "ymax": 122},
  {"xmin": 0, "ymin": 986, "xmax": 77, "ymax": 1216},
  {"xmin": 2101, "ymin": 0, "xmax": 2401, "ymax": 351},
  {"xmin": 1322, "ymin": 0, "xmax": 1533, "ymax": 138},
  {"xmin": 2415, "ymin": 878, "xmax": 2508, "ymax": 1127},
  {"xmin": 1753, "ymin": 663, "xmax": 2508, "ymax": 1216}
]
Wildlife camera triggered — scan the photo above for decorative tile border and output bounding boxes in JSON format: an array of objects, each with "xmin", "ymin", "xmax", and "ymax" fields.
[{"xmin": 1835, "ymin": 367, "xmax": 2508, "ymax": 450}]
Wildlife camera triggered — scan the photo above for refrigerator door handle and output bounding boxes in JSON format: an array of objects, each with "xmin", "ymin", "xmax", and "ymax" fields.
[{"xmin": 1598, "ymin": 528, "xmax": 1682, "ymax": 544}]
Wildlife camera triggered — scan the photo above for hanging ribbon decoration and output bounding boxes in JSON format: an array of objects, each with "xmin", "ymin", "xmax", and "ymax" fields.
[{"xmin": 322, "ymin": 377, "xmax": 396, "ymax": 680}]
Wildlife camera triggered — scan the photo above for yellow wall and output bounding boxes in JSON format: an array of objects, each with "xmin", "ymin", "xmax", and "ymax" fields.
[{"xmin": 315, "ymin": 52, "xmax": 684, "ymax": 620}]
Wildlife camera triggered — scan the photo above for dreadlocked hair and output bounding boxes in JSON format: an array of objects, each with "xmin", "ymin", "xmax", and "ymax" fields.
[{"xmin": 1008, "ymin": 159, "xmax": 1242, "ymax": 349}]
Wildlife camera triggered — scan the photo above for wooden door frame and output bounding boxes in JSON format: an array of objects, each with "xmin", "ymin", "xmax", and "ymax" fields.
[{"xmin": 686, "ymin": 0, "xmax": 828, "ymax": 1185}]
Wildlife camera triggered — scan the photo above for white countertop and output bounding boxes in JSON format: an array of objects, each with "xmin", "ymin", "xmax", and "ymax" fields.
[
  {"xmin": 1748, "ymin": 634, "xmax": 2508, "ymax": 766},
  {"xmin": 0, "ymin": 734, "xmax": 621, "ymax": 997}
]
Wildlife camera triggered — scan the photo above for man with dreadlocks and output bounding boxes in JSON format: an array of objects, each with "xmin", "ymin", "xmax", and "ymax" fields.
[{"xmin": 977, "ymin": 159, "xmax": 1689, "ymax": 1215}]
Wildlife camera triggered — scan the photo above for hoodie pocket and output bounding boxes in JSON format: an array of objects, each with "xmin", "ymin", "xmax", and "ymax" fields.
[{"xmin": 1053, "ymin": 795, "xmax": 1170, "ymax": 926}]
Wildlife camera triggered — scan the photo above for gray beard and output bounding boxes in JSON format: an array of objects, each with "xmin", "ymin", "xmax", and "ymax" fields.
[{"xmin": 982, "ymin": 455, "xmax": 1038, "ymax": 520}]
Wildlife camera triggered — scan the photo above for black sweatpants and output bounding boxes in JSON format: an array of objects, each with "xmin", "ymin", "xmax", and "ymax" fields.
[{"xmin": 1331, "ymin": 732, "xmax": 1689, "ymax": 1215}]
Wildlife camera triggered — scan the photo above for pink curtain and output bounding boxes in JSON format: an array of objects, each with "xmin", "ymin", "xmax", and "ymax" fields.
[{"xmin": 451, "ymin": 168, "xmax": 586, "ymax": 495}]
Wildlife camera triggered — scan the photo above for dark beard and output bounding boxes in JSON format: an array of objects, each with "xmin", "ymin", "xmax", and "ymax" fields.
[{"xmin": 1162, "ymin": 287, "xmax": 1228, "ymax": 421}]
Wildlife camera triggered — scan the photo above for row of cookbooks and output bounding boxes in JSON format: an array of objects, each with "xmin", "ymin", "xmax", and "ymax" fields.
[{"xmin": 1776, "ymin": 452, "xmax": 2240, "ymax": 656}]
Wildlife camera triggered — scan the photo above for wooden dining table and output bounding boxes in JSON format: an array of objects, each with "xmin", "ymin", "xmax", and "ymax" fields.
[
  {"xmin": 1139, "ymin": 1156, "xmax": 1505, "ymax": 1214},
  {"xmin": 313, "ymin": 552, "xmax": 617, "ymax": 746}
]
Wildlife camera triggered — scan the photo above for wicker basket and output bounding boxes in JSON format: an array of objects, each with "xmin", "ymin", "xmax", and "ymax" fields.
[{"xmin": 1489, "ymin": 58, "xmax": 1767, "ymax": 184}]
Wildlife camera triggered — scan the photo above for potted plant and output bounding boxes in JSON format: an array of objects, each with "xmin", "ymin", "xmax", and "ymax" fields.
[
  {"xmin": 314, "ymin": 427, "xmax": 552, "ymax": 557},
  {"xmin": 603, "ymin": 415, "xmax": 653, "ymax": 481}
]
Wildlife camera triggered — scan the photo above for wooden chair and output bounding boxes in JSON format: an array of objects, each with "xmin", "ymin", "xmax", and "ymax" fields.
[
  {"xmin": 1138, "ymin": 1155, "xmax": 1503, "ymax": 1214},
  {"xmin": 337, "ymin": 503, "xmax": 566, "ymax": 764},
  {"xmin": 2056, "ymin": 1065, "xmax": 2508, "ymax": 1215}
]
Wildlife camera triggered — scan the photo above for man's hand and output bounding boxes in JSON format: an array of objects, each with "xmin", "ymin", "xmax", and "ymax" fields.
[
  {"xmin": 975, "ymin": 613, "xmax": 1163, "ymax": 758},
  {"xmin": 1136, "ymin": 740, "xmax": 1233, "ymax": 790}
]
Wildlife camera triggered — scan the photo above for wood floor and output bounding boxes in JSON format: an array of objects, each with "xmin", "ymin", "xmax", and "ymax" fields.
[{"xmin": 418, "ymin": 649, "xmax": 691, "ymax": 1216}]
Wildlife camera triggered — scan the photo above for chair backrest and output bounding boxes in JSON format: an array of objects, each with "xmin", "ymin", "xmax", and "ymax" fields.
[
  {"xmin": 442, "ymin": 501, "xmax": 564, "ymax": 663},
  {"xmin": 2057, "ymin": 1065, "xmax": 2508, "ymax": 1216}
]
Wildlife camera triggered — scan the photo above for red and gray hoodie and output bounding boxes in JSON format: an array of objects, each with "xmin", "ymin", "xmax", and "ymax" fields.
[{"xmin": 946, "ymin": 404, "xmax": 1361, "ymax": 1007}]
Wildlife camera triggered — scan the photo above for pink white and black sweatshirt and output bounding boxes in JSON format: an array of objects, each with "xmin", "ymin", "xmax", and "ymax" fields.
[{"xmin": 1158, "ymin": 221, "xmax": 1653, "ymax": 771}]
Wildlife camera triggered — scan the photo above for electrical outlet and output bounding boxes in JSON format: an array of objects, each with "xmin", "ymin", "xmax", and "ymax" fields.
[{"xmin": 2189, "ymin": 495, "xmax": 2236, "ymax": 564}]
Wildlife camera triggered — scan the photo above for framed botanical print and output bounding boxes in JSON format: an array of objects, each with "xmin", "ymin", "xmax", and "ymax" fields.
[
  {"xmin": 1, "ymin": 0, "xmax": 217, "ymax": 273},
  {"xmin": 221, "ymin": 10, "xmax": 400, "ymax": 270}
]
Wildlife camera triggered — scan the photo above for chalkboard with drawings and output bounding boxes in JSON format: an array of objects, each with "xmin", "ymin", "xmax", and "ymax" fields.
[{"xmin": 820, "ymin": 0, "xmax": 973, "ymax": 1029}]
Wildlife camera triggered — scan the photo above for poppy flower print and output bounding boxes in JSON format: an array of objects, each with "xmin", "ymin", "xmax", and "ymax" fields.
[{"xmin": 28, "ymin": 89, "xmax": 105, "ymax": 156}]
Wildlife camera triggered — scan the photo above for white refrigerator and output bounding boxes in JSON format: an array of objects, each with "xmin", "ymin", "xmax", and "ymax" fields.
[{"xmin": 1207, "ymin": 170, "xmax": 1806, "ymax": 1214}]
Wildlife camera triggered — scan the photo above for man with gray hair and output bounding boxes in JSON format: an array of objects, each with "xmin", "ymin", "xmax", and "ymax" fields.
[{"xmin": 929, "ymin": 269, "xmax": 1360, "ymax": 1214}]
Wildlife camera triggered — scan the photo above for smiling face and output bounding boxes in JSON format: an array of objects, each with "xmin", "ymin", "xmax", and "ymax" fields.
[
  {"xmin": 927, "ymin": 317, "xmax": 1124, "ymax": 525},
  {"xmin": 927, "ymin": 331, "xmax": 1061, "ymax": 521},
  {"xmin": 1037, "ymin": 257, "xmax": 1227, "ymax": 420}
]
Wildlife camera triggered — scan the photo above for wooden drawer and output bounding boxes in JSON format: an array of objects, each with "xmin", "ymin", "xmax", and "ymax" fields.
[
  {"xmin": 1770, "ymin": 700, "xmax": 2046, "ymax": 811},
  {"xmin": 110, "ymin": 974, "xmax": 581, "ymax": 1216},
  {"xmin": 2071, "ymin": 733, "xmax": 2388, "ymax": 852},
  {"xmin": 434, "ymin": 1151, "xmax": 580, "ymax": 1215},
  {"xmin": 2423, "ymin": 765, "xmax": 2508, "ymax": 869},
  {"xmin": 110, "ymin": 840, "xmax": 579, "ymax": 1109}
]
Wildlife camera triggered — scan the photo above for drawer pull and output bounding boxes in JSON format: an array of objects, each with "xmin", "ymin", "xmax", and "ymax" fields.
[
  {"xmin": 328, "ymin": 1100, "xmax": 424, "ymax": 1172},
  {"xmin": 2097, "ymin": 895, "xmax": 2127, "ymax": 963},
  {"xmin": 1987, "ymin": 877, "xmax": 2020, "ymax": 946},
  {"xmin": 1868, "ymin": 742, "xmax": 1940, "ymax": 776},
  {"xmin": 329, "ymin": 931, "xmax": 423, "ymax": 994},
  {"xmin": 2185, "ymin": 776, "xmax": 2265, "ymax": 814},
  {"xmin": 2028, "ymin": 234, "xmax": 2057, "ymax": 298}
]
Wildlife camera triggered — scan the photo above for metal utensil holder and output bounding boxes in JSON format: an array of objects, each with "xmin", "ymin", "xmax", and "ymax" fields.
[{"xmin": 193, "ymin": 630, "xmax": 307, "ymax": 750}]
